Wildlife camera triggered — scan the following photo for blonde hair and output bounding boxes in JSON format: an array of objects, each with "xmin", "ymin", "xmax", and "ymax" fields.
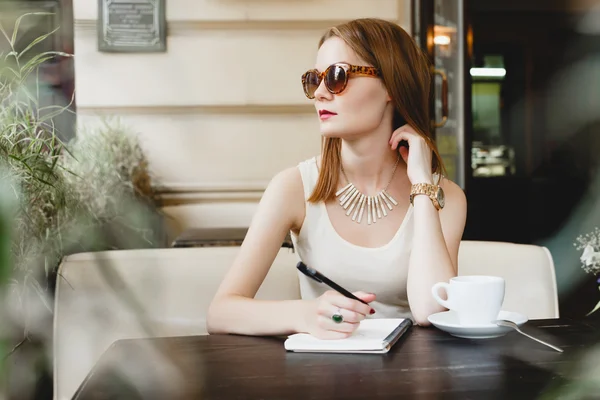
[{"xmin": 308, "ymin": 18, "xmax": 446, "ymax": 203}]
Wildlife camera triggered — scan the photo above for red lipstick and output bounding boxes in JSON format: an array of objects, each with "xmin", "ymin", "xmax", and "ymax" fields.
[{"xmin": 318, "ymin": 109, "xmax": 337, "ymax": 120}]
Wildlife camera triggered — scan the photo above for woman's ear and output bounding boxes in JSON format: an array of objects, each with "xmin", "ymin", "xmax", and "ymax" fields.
[
  {"xmin": 399, "ymin": 145, "xmax": 409, "ymax": 164},
  {"xmin": 382, "ymin": 86, "xmax": 392, "ymax": 102}
]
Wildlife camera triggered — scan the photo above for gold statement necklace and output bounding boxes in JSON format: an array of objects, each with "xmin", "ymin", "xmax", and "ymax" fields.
[{"xmin": 335, "ymin": 157, "xmax": 400, "ymax": 225}]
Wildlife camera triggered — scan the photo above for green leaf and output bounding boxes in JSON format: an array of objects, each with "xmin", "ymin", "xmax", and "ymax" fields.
[
  {"xmin": 0, "ymin": 66, "xmax": 21, "ymax": 79},
  {"xmin": 0, "ymin": 22, "xmax": 12, "ymax": 48},
  {"xmin": 20, "ymin": 53, "xmax": 60, "ymax": 77},
  {"xmin": 15, "ymin": 85, "xmax": 39, "ymax": 108},
  {"xmin": 11, "ymin": 12, "xmax": 55, "ymax": 47},
  {"xmin": 37, "ymin": 103, "xmax": 74, "ymax": 125},
  {"xmin": 12, "ymin": 13, "xmax": 30, "ymax": 46},
  {"xmin": 3, "ymin": 51, "xmax": 17, "ymax": 61},
  {"xmin": 31, "ymin": 278, "xmax": 52, "ymax": 313},
  {"xmin": 586, "ymin": 299, "xmax": 600, "ymax": 316},
  {"xmin": 18, "ymin": 27, "xmax": 61, "ymax": 60}
]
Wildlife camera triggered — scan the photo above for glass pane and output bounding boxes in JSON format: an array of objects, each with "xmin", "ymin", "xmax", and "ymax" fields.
[
  {"xmin": 433, "ymin": 0, "xmax": 465, "ymax": 187},
  {"xmin": 470, "ymin": 54, "xmax": 516, "ymax": 177}
]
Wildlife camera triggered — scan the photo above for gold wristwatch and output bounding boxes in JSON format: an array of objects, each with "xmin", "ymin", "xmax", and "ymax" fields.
[{"xmin": 410, "ymin": 183, "xmax": 445, "ymax": 210}]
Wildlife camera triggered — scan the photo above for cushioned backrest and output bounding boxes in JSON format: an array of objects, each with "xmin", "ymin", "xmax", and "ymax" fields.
[
  {"xmin": 458, "ymin": 240, "xmax": 559, "ymax": 320},
  {"xmin": 53, "ymin": 246, "xmax": 300, "ymax": 400}
]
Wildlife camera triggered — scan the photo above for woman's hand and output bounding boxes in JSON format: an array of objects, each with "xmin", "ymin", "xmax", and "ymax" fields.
[
  {"xmin": 389, "ymin": 124, "xmax": 434, "ymax": 184},
  {"xmin": 301, "ymin": 290, "xmax": 376, "ymax": 339}
]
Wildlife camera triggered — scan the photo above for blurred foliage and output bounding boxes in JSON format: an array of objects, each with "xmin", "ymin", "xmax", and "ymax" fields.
[{"xmin": 0, "ymin": 13, "xmax": 165, "ymax": 394}]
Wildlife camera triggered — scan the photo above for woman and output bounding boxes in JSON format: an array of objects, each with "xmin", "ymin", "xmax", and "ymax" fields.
[{"xmin": 207, "ymin": 18, "xmax": 467, "ymax": 339}]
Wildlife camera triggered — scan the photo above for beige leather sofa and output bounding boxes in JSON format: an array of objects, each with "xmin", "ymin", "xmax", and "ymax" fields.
[{"xmin": 53, "ymin": 241, "xmax": 558, "ymax": 400}]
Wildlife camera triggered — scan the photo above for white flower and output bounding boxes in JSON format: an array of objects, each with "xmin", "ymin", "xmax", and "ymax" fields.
[
  {"xmin": 581, "ymin": 245, "xmax": 600, "ymax": 267},
  {"xmin": 575, "ymin": 228, "xmax": 600, "ymax": 275}
]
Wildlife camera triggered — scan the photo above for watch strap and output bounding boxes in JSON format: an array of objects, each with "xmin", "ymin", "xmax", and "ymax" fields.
[{"xmin": 410, "ymin": 183, "xmax": 441, "ymax": 209}]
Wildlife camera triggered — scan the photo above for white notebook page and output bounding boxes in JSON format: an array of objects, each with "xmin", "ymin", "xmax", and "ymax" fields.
[{"xmin": 284, "ymin": 318, "xmax": 406, "ymax": 351}]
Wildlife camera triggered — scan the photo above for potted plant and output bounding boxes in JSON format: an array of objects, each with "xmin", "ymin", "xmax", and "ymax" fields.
[{"xmin": 1, "ymin": 12, "xmax": 165, "ymax": 398}]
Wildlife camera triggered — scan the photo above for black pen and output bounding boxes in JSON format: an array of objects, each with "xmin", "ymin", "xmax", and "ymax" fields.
[{"xmin": 296, "ymin": 261, "xmax": 371, "ymax": 307}]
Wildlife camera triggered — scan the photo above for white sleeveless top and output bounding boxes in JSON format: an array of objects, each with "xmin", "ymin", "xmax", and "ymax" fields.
[{"xmin": 290, "ymin": 157, "xmax": 418, "ymax": 321}]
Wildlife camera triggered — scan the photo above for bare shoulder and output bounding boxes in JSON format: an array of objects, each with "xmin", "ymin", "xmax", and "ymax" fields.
[
  {"xmin": 268, "ymin": 165, "xmax": 303, "ymax": 191},
  {"xmin": 261, "ymin": 164, "xmax": 306, "ymax": 232},
  {"xmin": 437, "ymin": 177, "xmax": 467, "ymax": 238},
  {"xmin": 438, "ymin": 177, "xmax": 467, "ymax": 209},
  {"xmin": 266, "ymin": 165, "xmax": 304, "ymax": 204}
]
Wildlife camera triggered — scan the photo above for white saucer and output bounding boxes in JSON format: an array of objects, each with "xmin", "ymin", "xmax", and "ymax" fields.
[{"xmin": 427, "ymin": 310, "xmax": 528, "ymax": 339}]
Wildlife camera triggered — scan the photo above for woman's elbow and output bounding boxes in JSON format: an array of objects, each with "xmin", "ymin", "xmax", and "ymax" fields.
[
  {"xmin": 206, "ymin": 298, "xmax": 227, "ymax": 335},
  {"xmin": 205, "ymin": 316, "xmax": 220, "ymax": 335},
  {"xmin": 411, "ymin": 308, "xmax": 437, "ymax": 327}
]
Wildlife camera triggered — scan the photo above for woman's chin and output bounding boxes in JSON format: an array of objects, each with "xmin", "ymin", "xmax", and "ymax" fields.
[
  {"xmin": 319, "ymin": 122, "xmax": 376, "ymax": 139},
  {"xmin": 320, "ymin": 126, "xmax": 345, "ymax": 138}
]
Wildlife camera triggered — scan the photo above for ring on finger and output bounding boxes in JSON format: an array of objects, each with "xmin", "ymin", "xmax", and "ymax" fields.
[{"xmin": 332, "ymin": 308, "xmax": 343, "ymax": 324}]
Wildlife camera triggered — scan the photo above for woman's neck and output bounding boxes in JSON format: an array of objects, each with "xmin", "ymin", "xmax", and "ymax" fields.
[{"xmin": 339, "ymin": 128, "xmax": 406, "ymax": 193}]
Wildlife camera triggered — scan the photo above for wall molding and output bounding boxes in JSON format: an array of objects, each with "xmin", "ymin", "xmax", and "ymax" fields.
[
  {"xmin": 154, "ymin": 181, "xmax": 268, "ymax": 206},
  {"xmin": 75, "ymin": 18, "xmax": 400, "ymax": 34},
  {"xmin": 157, "ymin": 191, "xmax": 264, "ymax": 206},
  {"xmin": 155, "ymin": 181, "xmax": 269, "ymax": 193},
  {"xmin": 77, "ymin": 104, "xmax": 315, "ymax": 116}
]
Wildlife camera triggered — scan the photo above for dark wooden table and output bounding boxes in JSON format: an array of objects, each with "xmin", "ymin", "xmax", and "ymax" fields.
[
  {"xmin": 171, "ymin": 227, "xmax": 294, "ymax": 249},
  {"xmin": 72, "ymin": 318, "xmax": 599, "ymax": 400}
]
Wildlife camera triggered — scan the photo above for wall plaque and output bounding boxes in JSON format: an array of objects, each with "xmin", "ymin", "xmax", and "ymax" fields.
[{"xmin": 98, "ymin": 0, "xmax": 166, "ymax": 52}]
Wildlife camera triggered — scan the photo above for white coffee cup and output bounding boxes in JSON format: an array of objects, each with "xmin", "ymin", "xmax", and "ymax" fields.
[{"xmin": 431, "ymin": 275, "xmax": 505, "ymax": 326}]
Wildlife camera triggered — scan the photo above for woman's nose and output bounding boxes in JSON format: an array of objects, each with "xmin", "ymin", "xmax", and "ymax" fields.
[{"xmin": 313, "ymin": 78, "xmax": 333, "ymax": 101}]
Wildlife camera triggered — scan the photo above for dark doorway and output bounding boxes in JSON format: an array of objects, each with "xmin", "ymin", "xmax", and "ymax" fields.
[{"xmin": 464, "ymin": 0, "xmax": 600, "ymax": 319}]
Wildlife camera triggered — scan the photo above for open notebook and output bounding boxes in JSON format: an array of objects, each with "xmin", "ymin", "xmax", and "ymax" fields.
[{"xmin": 284, "ymin": 318, "xmax": 412, "ymax": 354}]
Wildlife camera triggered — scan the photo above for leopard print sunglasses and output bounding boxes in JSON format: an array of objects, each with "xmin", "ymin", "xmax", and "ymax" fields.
[{"xmin": 301, "ymin": 62, "xmax": 381, "ymax": 99}]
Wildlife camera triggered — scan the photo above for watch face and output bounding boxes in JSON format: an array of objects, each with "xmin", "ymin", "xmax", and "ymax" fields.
[{"xmin": 436, "ymin": 187, "xmax": 445, "ymax": 208}]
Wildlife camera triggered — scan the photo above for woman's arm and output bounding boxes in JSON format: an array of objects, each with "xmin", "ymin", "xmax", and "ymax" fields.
[
  {"xmin": 206, "ymin": 166, "xmax": 307, "ymax": 336},
  {"xmin": 389, "ymin": 126, "xmax": 467, "ymax": 326},
  {"xmin": 406, "ymin": 179, "xmax": 467, "ymax": 325}
]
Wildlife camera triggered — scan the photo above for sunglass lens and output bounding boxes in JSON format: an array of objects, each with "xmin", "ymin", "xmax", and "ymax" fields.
[
  {"xmin": 303, "ymin": 71, "xmax": 320, "ymax": 99},
  {"xmin": 325, "ymin": 65, "xmax": 347, "ymax": 94}
]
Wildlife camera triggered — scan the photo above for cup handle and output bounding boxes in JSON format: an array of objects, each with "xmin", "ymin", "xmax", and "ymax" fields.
[{"xmin": 431, "ymin": 282, "xmax": 451, "ymax": 309}]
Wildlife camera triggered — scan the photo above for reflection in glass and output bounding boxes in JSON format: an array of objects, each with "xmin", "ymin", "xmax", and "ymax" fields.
[
  {"xmin": 433, "ymin": 0, "xmax": 465, "ymax": 188},
  {"xmin": 470, "ymin": 55, "xmax": 516, "ymax": 177}
]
